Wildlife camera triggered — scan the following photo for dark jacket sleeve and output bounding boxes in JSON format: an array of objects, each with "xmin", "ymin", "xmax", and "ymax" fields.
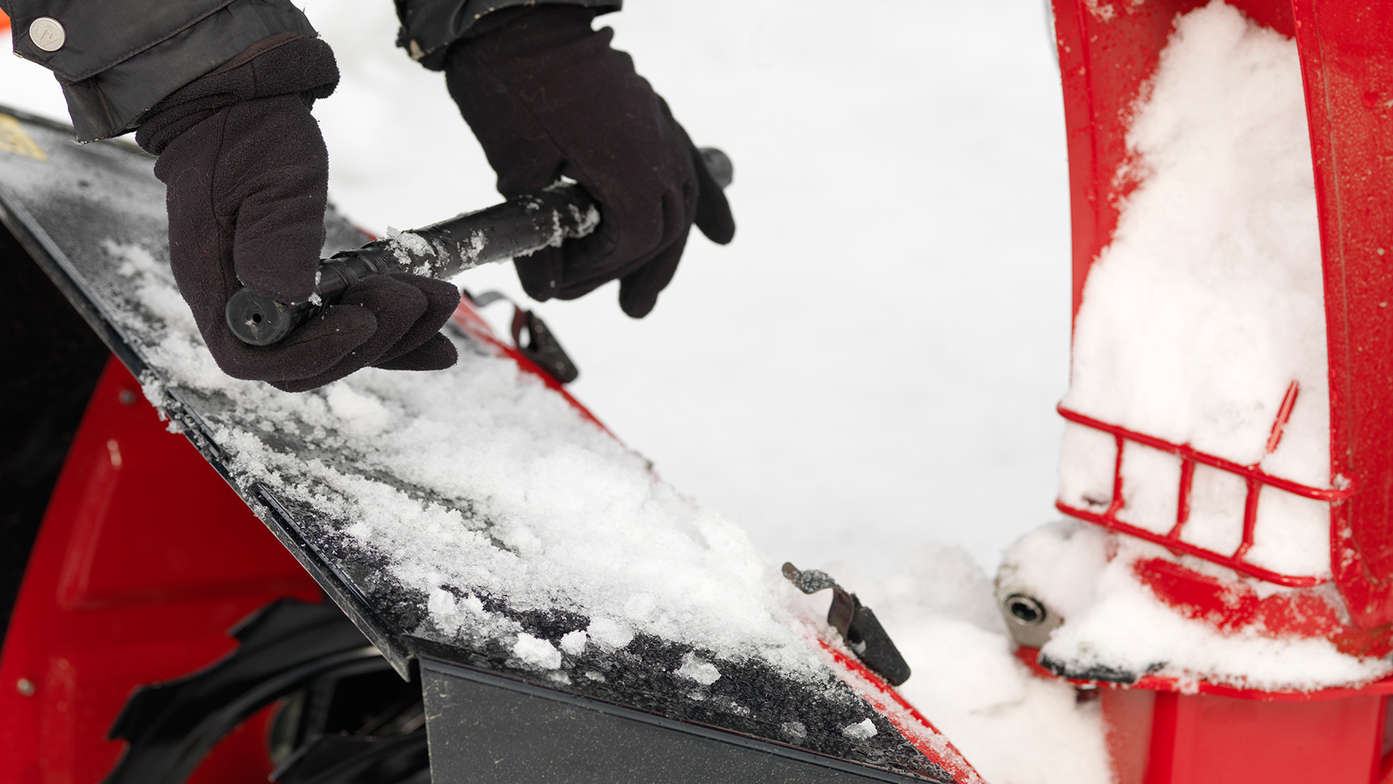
[
  {"xmin": 395, "ymin": 0, "xmax": 621, "ymax": 70},
  {"xmin": 0, "ymin": 0, "xmax": 318, "ymax": 141}
]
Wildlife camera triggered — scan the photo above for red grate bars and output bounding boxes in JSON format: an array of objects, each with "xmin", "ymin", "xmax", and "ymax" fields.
[{"xmin": 1055, "ymin": 386, "xmax": 1353, "ymax": 588}]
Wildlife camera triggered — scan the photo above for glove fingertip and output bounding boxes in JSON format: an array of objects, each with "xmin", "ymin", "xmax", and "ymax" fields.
[
  {"xmin": 699, "ymin": 213, "xmax": 736, "ymax": 246},
  {"xmin": 515, "ymin": 247, "xmax": 565, "ymax": 302},
  {"xmin": 695, "ymin": 190, "xmax": 736, "ymax": 246},
  {"xmin": 389, "ymin": 273, "xmax": 461, "ymax": 319},
  {"xmin": 617, "ymin": 270, "xmax": 661, "ymax": 318},
  {"xmin": 375, "ymin": 333, "xmax": 458, "ymax": 371},
  {"xmin": 619, "ymin": 292, "xmax": 657, "ymax": 319}
]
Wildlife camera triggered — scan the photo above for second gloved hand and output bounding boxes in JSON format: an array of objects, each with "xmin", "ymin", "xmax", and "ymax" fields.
[
  {"xmin": 443, "ymin": 8, "xmax": 735, "ymax": 318},
  {"xmin": 138, "ymin": 38, "xmax": 460, "ymax": 392}
]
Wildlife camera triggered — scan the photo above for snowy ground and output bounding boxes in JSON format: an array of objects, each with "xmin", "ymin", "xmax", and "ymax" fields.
[{"xmin": 3, "ymin": 4, "xmax": 1105, "ymax": 783}]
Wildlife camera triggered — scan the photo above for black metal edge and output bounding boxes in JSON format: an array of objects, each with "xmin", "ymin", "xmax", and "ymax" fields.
[
  {"xmin": 248, "ymin": 486, "xmax": 413, "ymax": 677},
  {"xmin": 0, "ymin": 196, "xmax": 147, "ymax": 377},
  {"xmin": 414, "ymin": 652, "xmax": 949, "ymax": 784}
]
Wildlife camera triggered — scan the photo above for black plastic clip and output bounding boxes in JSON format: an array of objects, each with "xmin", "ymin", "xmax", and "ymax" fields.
[
  {"xmin": 464, "ymin": 290, "xmax": 580, "ymax": 385},
  {"xmin": 510, "ymin": 307, "xmax": 579, "ymax": 384},
  {"xmin": 782, "ymin": 562, "xmax": 912, "ymax": 686}
]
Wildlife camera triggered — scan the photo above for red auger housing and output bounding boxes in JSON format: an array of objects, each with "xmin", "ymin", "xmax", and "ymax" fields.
[{"xmin": 1022, "ymin": 1, "xmax": 1393, "ymax": 781}]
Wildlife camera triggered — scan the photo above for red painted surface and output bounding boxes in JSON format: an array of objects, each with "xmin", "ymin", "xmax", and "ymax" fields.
[
  {"xmin": 1132, "ymin": 557, "xmax": 1393, "ymax": 657},
  {"xmin": 1292, "ymin": 0, "xmax": 1393, "ymax": 633},
  {"xmin": 0, "ymin": 11, "xmax": 9, "ymax": 33},
  {"xmin": 819, "ymin": 642, "xmax": 985, "ymax": 784},
  {"xmin": 0, "ymin": 361, "xmax": 322, "ymax": 783},
  {"xmin": 1101, "ymin": 688, "xmax": 1385, "ymax": 784}
]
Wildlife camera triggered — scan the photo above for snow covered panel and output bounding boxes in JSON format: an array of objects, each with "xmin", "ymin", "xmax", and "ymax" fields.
[
  {"xmin": 0, "ymin": 110, "xmax": 961, "ymax": 781},
  {"xmin": 1060, "ymin": 2, "xmax": 1332, "ymax": 576}
]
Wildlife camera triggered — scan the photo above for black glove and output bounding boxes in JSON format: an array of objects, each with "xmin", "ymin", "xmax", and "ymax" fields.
[
  {"xmin": 443, "ymin": 8, "xmax": 735, "ymax": 318},
  {"xmin": 137, "ymin": 38, "xmax": 460, "ymax": 393}
]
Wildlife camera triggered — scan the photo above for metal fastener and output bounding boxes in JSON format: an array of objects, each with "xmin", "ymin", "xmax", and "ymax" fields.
[
  {"xmin": 16, "ymin": 678, "xmax": 36, "ymax": 696},
  {"xmin": 1004, "ymin": 594, "xmax": 1048, "ymax": 626},
  {"xmin": 29, "ymin": 18, "xmax": 66, "ymax": 52}
]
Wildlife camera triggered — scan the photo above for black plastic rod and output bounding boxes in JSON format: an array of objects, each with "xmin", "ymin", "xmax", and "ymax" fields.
[{"xmin": 227, "ymin": 147, "xmax": 733, "ymax": 346}]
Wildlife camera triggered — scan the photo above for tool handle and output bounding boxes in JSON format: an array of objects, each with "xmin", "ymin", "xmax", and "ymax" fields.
[{"xmin": 226, "ymin": 147, "xmax": 734, "ymax": 346}]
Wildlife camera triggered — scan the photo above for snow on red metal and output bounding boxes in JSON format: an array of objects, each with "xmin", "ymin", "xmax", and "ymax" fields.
[
  {"xmin": 818, "ymin": 641, "xmax": 986, "ymax": 784},
  {"xmin": 1055, "ymin": 402, "xmax": 1353, "ymax": 589},
  {"xmin": 1012, "ymin": 645, "xmax": 1393, "ymax": 702},
  {"xmin": 448, "ymin": 299, "xmax": 614, "ymax": 438}
]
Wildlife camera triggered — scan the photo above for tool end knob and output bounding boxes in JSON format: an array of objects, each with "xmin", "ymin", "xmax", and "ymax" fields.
[{"xmin": 226, "ymin": 288, "xmax": 299, "ymax": 346}]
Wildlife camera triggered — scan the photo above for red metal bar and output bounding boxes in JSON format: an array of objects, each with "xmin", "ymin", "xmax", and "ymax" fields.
[
  {"xmin": 1058, "ymin": 402, "xmax": 1350, "ymax": 586},
  {"xmin": 1266, "ymin": 381, "xmax": 1301, "ymax": 455},
  {"xmin": 1234, "ymin": 478, "xmax": 1262, "ymax": 562},
  {"xmin": 1170, "ymin": 458, "xmax": 1195, "ymax": 538},
  {"xmin": 1057, "ymin": 499, "xmax": 1327, "ymax": 588},
  {"xmin": 1059, "ymin": 405, "xmax": 1353, "ymax": 502},
  {"xmin": 1110, "ymin": 432, "xmax": 1127, "ymax": 516}
]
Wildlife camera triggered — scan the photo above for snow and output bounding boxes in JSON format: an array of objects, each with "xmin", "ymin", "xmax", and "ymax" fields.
[
  {"xmin": 559, "ymin": 630, "xmax": 588, "ymax": 656},
  {"xmin": 1040, "ymin": 541, "xmax": 1391, "ymax": 690},
  {"xmin": 513, "ymin": 633, "xmax": 564, "ymax": 671},
  {"xmin": 96, "ymin": 239, "xmax": 826, "ymax": 681},
  {"xmin": 8, "ymin": 1, "xmax": 1347, "ymax": 782},
  {"xmin": 1002, "ymin": 520, "xmax": 1393, "ymax": 690},
  {"xmin": 995, "ymin": 519, "xmax": 1109, "ymax": 627},
  {"xmin": 841, "ymin": 718, "xmax": 878, "ymax": 740},
  {"xmin": 826, "ymin": 545, "xmax": 1111, "ymax": 784},
  {"xmin": 1060, "ymin": 1, "xmax": 1332, "ymax": 578},
  {"xmin": 278, "ymin": 1, "xmax": 1075, "ymax": 579},
  {"xmin": 4, "ymin": 2, "xmax": 1096, "ymax": 780},
  {"xmin": 675, "ymin": 652, "xmax": 723, "ymax": 686},
  {"xmin": 586, "ymin": 616, "xmax": 634, "ymax": 650}
]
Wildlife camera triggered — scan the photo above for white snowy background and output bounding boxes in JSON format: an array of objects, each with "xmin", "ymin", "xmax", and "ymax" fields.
[
  {"xmin": 297, "ymin": 1, "xmax": 1075, "ymax": 577},
  {"xmin": 3, "ymin": 4, "xmax": 1104, "ymax": 782}
]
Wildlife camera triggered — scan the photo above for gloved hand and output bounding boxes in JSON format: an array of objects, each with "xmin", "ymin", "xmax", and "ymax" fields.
[
  {"xmin": 137, "ymin": 38, "xmax": 460, "ymax": 393},
  {"xmin": 443, "ymin": 8, "xmax": 735, "ymax": 318}
]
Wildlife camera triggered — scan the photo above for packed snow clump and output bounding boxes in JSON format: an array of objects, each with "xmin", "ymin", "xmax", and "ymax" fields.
[
  {"xmin": 676, "ymin": 652, "xmax": 723, "ymax": 685},
  {"xmin": 841, "ymin": 719, "xmax": 878, "ymax": 741},
  {"xmin": 1060, "ymin": 1, "xmax": 1332, "ymax": 578},
  {"xmin": 513, "ymin": 633, "xmax": 564, "ymax": 671}
]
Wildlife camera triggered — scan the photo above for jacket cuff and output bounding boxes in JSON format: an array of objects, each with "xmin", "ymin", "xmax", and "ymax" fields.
[
  {"xmin": 395, "ymin": 0, "xmax": 622, "ymax": 71},
  {"xmin": 40, "ymin": 0, "xmax": 319, "ymax": 141},
  {"xmin": 135, "ymin": 36, "xmax": 339, "ymax": 155}
]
